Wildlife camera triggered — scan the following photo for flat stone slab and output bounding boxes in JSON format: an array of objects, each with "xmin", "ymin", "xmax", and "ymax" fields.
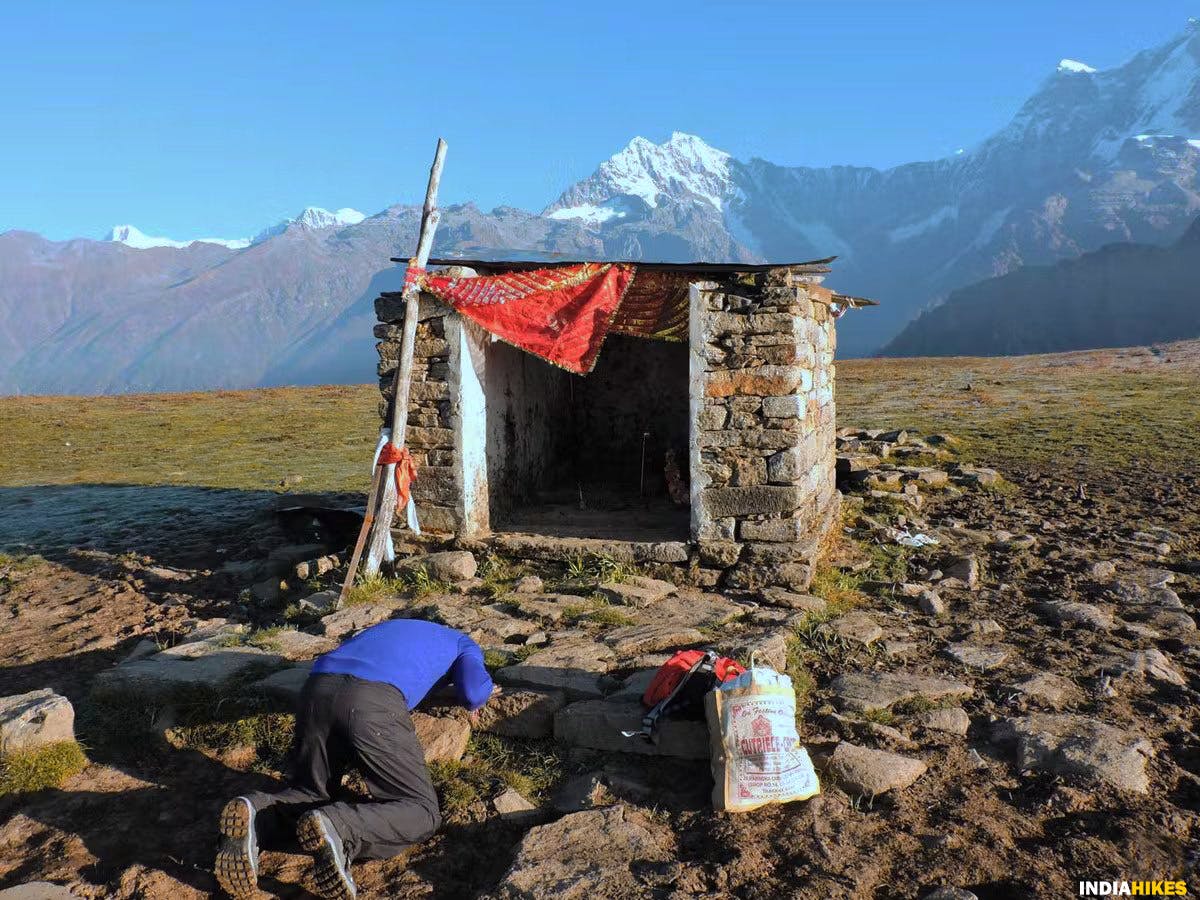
[
  {"xmin": 496, "ymin": 643, "xmax": 615, "ymax": 700},
  {"xmin": 832, "ymin": 671, "xmax": 974, "ymax": 713},
  {"xmin": 491, "ymin": 805, "xmax": 674, "ymax": 900},
  {"xmin": 597, "ymin": 576, "xmax": 677, "ymax": 608},
  {"xmin": 1116, "ymin": 648, "xmax": 1187, "ymax": 686},
  {"xmin": 943, "ymin": 643, "xmax": 1010, "ymax": 671},
  {"xmin": 312, "ymin": 603, "xmax": 399, "ymax": 640},
  {"xmin": 1004, "ymin": 673, "xmax": 1081, "ymax": 709},
  {"xmin": 991, "ymin": 713, "xmax": 1153, "ymax": 794},
  {"xmin": 554, "ymin": 700, "xmax": 708, "ymax": 759},
  {"xmin": 825, "ymin": 742, "xmax": 927, "ymax": 795},
  {"xmin": 474, "ymin": 689, "xmax": 567, "ymax": 739},
  {"xmin": 0, "ymin": 884, "xmax": 76, "ymax": 900},
  {"xmin": 252, "ymin": 664, "xmax": 312, "ymax": 704},
  {"xmin": 823, "ymin": 612, "xmax": 883, "ymax": 646},
  {"xmin": 0, "ymin": 689, "xmax": 75, "ymax": 751},
  {"xmin": 605, "ymin": 624, "xmax": 705, "ymax": 656},
  {"xmin": 1037, "ymin": 601, "xmax": 1115, "ymax": 631},
  {"xmin": 94, "ymin": 641, "xmax": 285, "ymax": 699},
  {"xmin": 917, "ymin": 707, "xmax": 970, "ymax": 736},
  {"xmin": 509, "ymin": 594, "xmax": 589, "ymax": 625},
  {"xmin": 759, "ymin": 588, "xmax": 827, "ymax": 614},
  {"xmin": 270, "ymin": 629, "xmax": 337, "ymax": 661},
  {"xmin": 652, "ymin": 594, "xmax": 744, "ymax": 628}
]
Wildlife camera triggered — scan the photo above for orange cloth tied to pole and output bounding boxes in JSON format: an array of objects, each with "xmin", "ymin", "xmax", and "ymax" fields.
[{"xmin": 376, "ymin": 443, "xmax": 417, "ymax": 507}]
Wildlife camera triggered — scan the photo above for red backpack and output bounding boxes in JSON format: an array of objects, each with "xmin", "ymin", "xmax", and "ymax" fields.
[{"xmin": 625, "ymin": 650, "xmax": 745, "ymax": 742}]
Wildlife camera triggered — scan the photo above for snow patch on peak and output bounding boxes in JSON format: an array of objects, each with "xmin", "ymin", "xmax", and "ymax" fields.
[
  {"xmin": 1058, "ymin": 58, "xmax": 1097, "ymax": 74},
  {"xmin": 105, "ymin": 225, "xmax": 250, "ymax": 250}
]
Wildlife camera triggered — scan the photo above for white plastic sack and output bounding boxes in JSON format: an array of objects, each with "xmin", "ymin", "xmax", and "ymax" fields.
[{"xmin": 705, "ymin": 659, "xmax": 820, "ymax": 812}]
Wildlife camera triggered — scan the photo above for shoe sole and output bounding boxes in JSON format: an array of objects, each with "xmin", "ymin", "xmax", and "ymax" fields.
[
  {"xmin": 215, "ymin": 799, "xmax": 257, "ymax": 898},
  {"xmin": 297, "ymin": 814, "xmax": 356, "ymax": 900}
]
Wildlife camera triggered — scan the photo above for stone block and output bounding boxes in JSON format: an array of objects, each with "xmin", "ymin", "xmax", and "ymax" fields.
[
  {"xmin": 605, "ymin": 624, "xmax": 705, "ymax": 656},
  {"xmin": 701, "ymin": 485, "xmax": 803, "ymax": 519},
  {"xmin": 705, "ymin": 366, "xmax": 807, "ymax": 398},
  {"xmin": 475, "ymin": 689, "xmax": 567, "ymax": 739},
  {"xmin": 740, "ymin": 518, "xmax": 806, "ymax": 543},
  {"xmin": 596, "ymin": 576, "xmax": 677, "ymax": 608},
  {"xmin": 496, "ymin": 643, "xmax": 615, "ymax": 700},
  {"xmin": 762, "ymin": 395, "xmax": 805, "ymax": 418},
  {"xmin": 554, "ymin": 700, "xmax": 708, "ymax": 758}
]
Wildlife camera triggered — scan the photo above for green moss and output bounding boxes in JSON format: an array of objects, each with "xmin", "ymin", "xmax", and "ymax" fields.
[
  {"xmin": 0, "ymin": 741, "xmax": 88, "ymax": 795},
  {"xmin": 583, "ymin": 606, "xmax": 637, "ymax": 627}
]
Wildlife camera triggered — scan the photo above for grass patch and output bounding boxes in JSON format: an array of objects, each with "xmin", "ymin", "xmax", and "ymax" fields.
[
  {"xmin": 344, "ymin": 573, "xmax": 407, "ymax": 606},
  {"xmin": 0, "ymin": 741, "xmax": 88, "ymax": 795},
  {"xmin": 172, "ymin": 710, "xmax": 295, "ymax": 773},
  {"xmin": 396, "ymin": 566, "xmax": 451, "ymax": 598},
  {"xmin": 429, "ymin": 734, "xmax": 565, "ymax": 819},
  {"xmin": 565, "ymin": 553, "xmax": 637, "ymax": 585},
  {"xmin": 582, "ymin": 606, "xmax": 637, "ymax": 627},
  {"xmin": 809, "ymin": 565, "xmax": 867, "ymax": 614},
  {"xmin": 0, "ymin": 552, "xmax": 45, "ymax": 571},
  {"xmin": 478, "ymin": 552, "xmax": 528, "ymax": 599}
]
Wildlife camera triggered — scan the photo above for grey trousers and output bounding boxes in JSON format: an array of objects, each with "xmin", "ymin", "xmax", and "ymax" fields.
[{"xmin": 246, "ymin": 673, "xmax": 441, "ymax": 861}]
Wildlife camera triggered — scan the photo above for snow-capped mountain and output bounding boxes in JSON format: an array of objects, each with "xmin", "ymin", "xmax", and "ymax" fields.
[
  {"xmin": 545, "ymin": 132, "xmax": 733, "ymax": 225},
  {"xmin": 105, "ymin": 207, "xmax": 366, "ymax": 252},
  {"xmin": 3, "ymin": 21, "xmax": 1200, "ymax": 393},
  {"xmin": 106, "ymin": 224, "xmax": 251, "ymax": 250},
  {"xmin": 544, "ymin": 22, "xmax": 1200, "ymax": 354}
]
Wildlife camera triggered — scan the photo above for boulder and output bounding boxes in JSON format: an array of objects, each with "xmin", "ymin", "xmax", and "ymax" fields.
[
  {"xmin": 0, "ymin": 689, "xmax": 75, "ymax": 751},
  {"xmin": 991, "ymin": 713, "xmax": 1153, "ymax": 793},
  {"xmin": 918, "ymin": 590, "xmax": 945, "ymax": 616},
  {"xmin": 400, "ymin": 550, "xmax": 478, "ymax": 583},
  {"xmin": 596, "ymin": 576, "xmax": 676, "ymax": 608},
  {"xmin": 474, "ymin": 689, "xmax": 567, "ymax": 739},
  {"xmin": 553, "ymin": 700, "xmax": 708, "ymax": 759},
  {"xmin": 413, "ymin": 711, "xmax": 471, "ymax": 763},
  {"xmin": 825, "ymin": 742, "xmax": 927, "ymax": 795},
  {"xmin": 489, "ymin": 805, "xmax": 674, "ymax": 900},
  {"xmin": 832, "ymin": 671, "xmax": 974, "ymax": 713},
  {"xmin": 605, "ymin": 624, "xmax": 705, "ymax": 656}
]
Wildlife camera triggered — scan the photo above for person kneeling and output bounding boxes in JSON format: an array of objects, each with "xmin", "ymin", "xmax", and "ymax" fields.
[{"xmin": 215, "ymin": 618, "xmax": 494, "ymax": 899}]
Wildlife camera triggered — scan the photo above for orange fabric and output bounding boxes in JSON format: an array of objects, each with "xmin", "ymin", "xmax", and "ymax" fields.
[{"xmin": 377, "ymin": 443, "xmax": 417, "ymax": 507}]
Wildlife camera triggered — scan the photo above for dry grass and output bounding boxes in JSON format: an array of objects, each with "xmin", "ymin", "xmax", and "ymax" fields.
[{"xmin": 0, "ymin": 741, "xmax": 88, "ymax": 795}]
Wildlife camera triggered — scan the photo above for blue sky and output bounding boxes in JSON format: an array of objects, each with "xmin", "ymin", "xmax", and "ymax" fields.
[{"xmin": 2, "ymin": 1, "xmax": 1196, "ymax": 241}]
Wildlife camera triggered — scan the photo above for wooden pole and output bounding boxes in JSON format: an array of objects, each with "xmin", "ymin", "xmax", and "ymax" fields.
[{"xmin": 344, "ymin": 139, "xmax": 447, "ymax": 590}]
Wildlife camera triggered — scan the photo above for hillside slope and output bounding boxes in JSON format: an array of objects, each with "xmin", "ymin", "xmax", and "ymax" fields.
[{"xmin": 881, "ymin": 217, "xmax": 1200, "ymax": 357}]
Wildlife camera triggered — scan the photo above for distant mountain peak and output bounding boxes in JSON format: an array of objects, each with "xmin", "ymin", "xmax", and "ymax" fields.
[
  {"xmin": 544, "ymin": 132, "xmax": 733, "ymax": 226},
  {"xmin": 1057, "ymin": 58, "xmax": 1097, "ymax": 74},
  {"xmin": 105, "ymin": 224, "xmax": 250, "ymax": 251},
  {"xmin": 252, "ymin": 206, "xmax": 366, "ymax": 243}
]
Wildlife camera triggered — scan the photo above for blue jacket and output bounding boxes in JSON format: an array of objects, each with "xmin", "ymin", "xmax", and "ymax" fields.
[{"xmin": 312, "ymin": 619, "xmax": 494, "ymax": 710}]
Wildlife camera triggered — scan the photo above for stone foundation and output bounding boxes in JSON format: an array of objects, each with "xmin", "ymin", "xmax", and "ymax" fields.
[{"xmin": 375, "ymin": 265, "xmax": 841, "ymax": 591}]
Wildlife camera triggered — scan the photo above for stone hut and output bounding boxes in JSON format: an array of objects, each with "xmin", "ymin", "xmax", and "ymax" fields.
[{"xmin": 374, "ymin": 258, "xmax": 867, "ymax": 591}]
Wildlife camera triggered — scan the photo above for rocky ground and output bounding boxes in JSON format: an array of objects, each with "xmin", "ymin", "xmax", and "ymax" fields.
[{"xmin": 1, "ymin": 348, "xmax": 1198, "ymax": 899}]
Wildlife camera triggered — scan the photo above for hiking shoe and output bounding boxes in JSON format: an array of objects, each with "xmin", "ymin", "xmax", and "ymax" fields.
[
  {"xmin": 297, "ymin": 810, "xmax": 357, "ymax": 899},
  {"xmin": 214, "ymin": 796, "xmax": 259, "ymax": 898}
]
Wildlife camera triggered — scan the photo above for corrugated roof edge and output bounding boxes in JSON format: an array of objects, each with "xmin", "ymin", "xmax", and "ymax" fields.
[{"xmin": 389, "ymin": 256, "xmax": 838, "ymax": 274}]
